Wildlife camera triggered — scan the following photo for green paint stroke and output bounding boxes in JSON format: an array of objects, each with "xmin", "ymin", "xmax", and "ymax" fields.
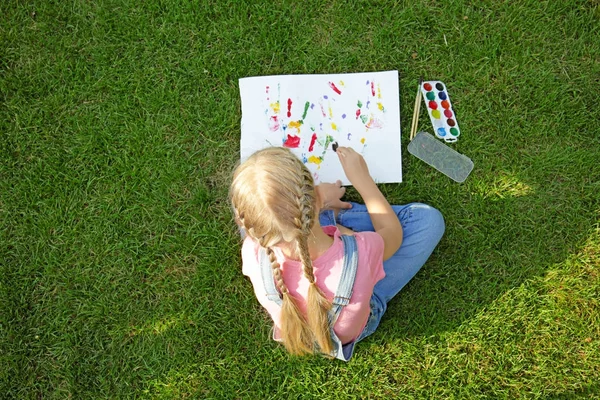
[
  {"xmin": 302, "ymin": 101, "xmax": 310, "ymax": 120},
  {"xmin": 357, "ymin": 100, "xmax": 363, "ymax": 108},
  {"xmin": 360, "ymin": 114, "xmax": 368, "ymax": 124},
  {"xmin": 316, "ymin": 135, "xmax": 336, "ymax": 150}
]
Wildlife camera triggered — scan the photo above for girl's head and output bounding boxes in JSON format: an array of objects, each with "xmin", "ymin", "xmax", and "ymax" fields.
[
  {"xmin": 230, "ymin": 146, "xmax": 316, "ymax": 248},
  {"xmin": 230, "ymin": 147, "xmax": 333, "ymax": 356}
]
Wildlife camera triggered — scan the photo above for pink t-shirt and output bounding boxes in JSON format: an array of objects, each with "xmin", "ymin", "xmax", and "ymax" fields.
[{"xmin": 241, "ymin": 225, "xmax": 385, "ymax": 344}]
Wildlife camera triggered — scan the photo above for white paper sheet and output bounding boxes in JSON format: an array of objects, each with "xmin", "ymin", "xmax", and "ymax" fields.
[{"xmin": 239, "ymin": 70, "xmax": 402, "ymax": 185}]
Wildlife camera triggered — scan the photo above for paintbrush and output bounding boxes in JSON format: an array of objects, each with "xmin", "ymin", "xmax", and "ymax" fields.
[{"xmin": 410, "ymin": 76, "xmax": 423, "ymax": 141}]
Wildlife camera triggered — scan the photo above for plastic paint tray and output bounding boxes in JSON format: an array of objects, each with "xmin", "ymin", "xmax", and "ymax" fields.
[
  {"xmin": 421, "ymin": 80, "xmax": 460, "ymax": 142},
  {"xmin": 408, "ymin": 131, "xmax": 474, "ymax": 183}
]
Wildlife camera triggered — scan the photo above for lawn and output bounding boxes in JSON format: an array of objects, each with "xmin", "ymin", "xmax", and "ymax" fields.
[{"xmin": 1, "ymin": 0, "xmax": 599, "ymax": 398}]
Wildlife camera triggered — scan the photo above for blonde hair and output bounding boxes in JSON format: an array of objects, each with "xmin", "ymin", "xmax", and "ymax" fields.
[{"xmin": 230, "ymin": 147, "xmax": 333, "ymax": 356}]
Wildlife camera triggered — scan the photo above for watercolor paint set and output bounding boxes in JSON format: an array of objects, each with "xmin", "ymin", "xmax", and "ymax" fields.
[
  {"xmin": 408, "ymin": 78, "xmax": 473, "ymax": 183},
  {"xmin": 420, "ymin": 80, "xmax": 460, "ymax": 142}
]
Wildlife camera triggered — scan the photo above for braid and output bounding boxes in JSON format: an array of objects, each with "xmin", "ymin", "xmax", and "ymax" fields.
[
  {"xmin": 293, "ymin": 167, "xmax": 333, "ymax": 355},
  {"xmin": 265, "ymin": 246, "xmax": 287, "ymax": 295},
  {"xmin": 297, "ymin": 237, "xmax": 316, "ymax": 284},
  {"xmin": 259, "ymin": 239, "xmax": 313, "ymax": 355},
  {"xmin": 235, "ymin": 209, "xmax": 260, "ymax": 243}
]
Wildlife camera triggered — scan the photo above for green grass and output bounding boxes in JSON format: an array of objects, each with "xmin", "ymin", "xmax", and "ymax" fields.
[{"xmin": 2, "ymin": 0, "xmax": 599, "ymax": 398}]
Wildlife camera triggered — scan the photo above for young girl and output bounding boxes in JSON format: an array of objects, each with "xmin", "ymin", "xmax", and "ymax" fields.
[{"xmin": 230, "ymin": 146, "xmax": 445, "ymax": 360}]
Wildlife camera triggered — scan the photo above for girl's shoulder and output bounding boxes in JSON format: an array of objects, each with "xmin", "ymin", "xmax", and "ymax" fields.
[
  {"xmin": 322, "ymin": 224, "xmax": 384, "ymax": 253},
  {"xmin": 354, "ymin": 229, "xmax": 384, "ymax": 244},
  {"xmin": 324, "ymin": 225, "xmax": 384, "ymax": 265},
  {"xmin": 353, "ymin": 230, "xmax": 385, "ymax": 264}
]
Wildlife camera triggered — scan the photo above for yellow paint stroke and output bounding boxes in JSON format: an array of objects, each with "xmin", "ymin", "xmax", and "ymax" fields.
[
  {"xmin": 377, "ymin": 102, "xmax": 384, "ymax": 111},
  {"xmin": 288, "ymin": 120, "xmax": 302, "ymax": 133},
  {"xmin": 308, "ymin": 155, "xmax": 323, "ymax": 167},
  {"xmin": 377, "ymin": 84, "xmax": 382, "ymax": 99},
  {"xmin": 360, "ymin": 138, "xmax": 366, "ymax": 144},
  {"xmin": 339, "ymin": 80, "xmax": 345, "ymax": 87},
  {"xmin": 331, "ymin": 122, "xmax": 337, "ymax": 131},
  {"xmin": 270, "ymin": 101, "xmax": 280, "ymax": 114},
  {"xmin": 328, "ymin": 105, "xmax": 333, "ymax": 118}
]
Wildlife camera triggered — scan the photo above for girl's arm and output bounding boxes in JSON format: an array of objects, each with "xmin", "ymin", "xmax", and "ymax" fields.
[{"xmin": 335, "ymin": 147, "xmax": 403, "ymax": 260}]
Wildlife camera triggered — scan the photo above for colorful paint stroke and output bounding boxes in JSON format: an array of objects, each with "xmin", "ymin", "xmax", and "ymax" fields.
[{"xmin": 239, "ymin": 71, "xmax": 402, "ymax": 184}]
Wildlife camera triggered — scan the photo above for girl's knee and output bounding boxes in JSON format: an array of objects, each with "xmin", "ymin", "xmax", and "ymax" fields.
[
  {"xmin": 426, "ymin": 204, "xmax": 445, "ymax": 229},
  {"xmin": 429, "ymin": 206, "xmax": 445, "ymax": 241},
  {"xmin": 407, "ymin": 203, "xmax": 445, "ymax": 241}
]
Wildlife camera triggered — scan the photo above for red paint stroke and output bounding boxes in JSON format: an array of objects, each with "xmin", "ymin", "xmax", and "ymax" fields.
[
  {"xmin": 355, "ymin": 109, "xmax": 361, "ymax": 119},
  {"xmin": 287, "ymin": 98, "xmax": 292, "ymax": 118},
  {"xmin": 283, "ymin": 134, "xmax": 301, "ymax": 148},
  {"xmin": 319, "ymin": 103, "xmax": 326, "ymax": 117},
  {"xmin": 308, "ymin": 133, "xmax": 318, "ymax": 152},
  {"xmin": 371, "ymin": 81, "xmax": 375, "ymax": 96},
  {"xmin": 268, "ymin": 116, "xmax": 280, "ymax": 132},
  {"xmin": 266, "ymin": 85, "xmax": 270, "ymax": 100},
  {"xmin": 328, "ymin": 82, "xmax": 342, "ymax": 95}
]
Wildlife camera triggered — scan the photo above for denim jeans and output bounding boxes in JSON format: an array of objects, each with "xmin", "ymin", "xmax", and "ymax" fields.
[{"xmin": 319, "ymin": 202, "xmax": 445, "ymax": 343}]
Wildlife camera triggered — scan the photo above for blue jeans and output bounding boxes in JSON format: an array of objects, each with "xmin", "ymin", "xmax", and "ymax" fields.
[{"xmin": 319, "ymin": 202, "xmax": 445, "ymax": 343}]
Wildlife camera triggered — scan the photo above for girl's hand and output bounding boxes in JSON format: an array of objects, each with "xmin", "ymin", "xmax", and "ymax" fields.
[
  {"xmin": 316, "ymin": 181, "xmax": 352, "ymax": 210},
  {"xmin": 335, "ymin": 147, "xmax": 374, "ymax": 189}
]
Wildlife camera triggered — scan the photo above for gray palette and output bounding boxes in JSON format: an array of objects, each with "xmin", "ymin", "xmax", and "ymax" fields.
[{"xmin": 408, "ymin": 132, "xmax": 473, "ymax": 183}]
